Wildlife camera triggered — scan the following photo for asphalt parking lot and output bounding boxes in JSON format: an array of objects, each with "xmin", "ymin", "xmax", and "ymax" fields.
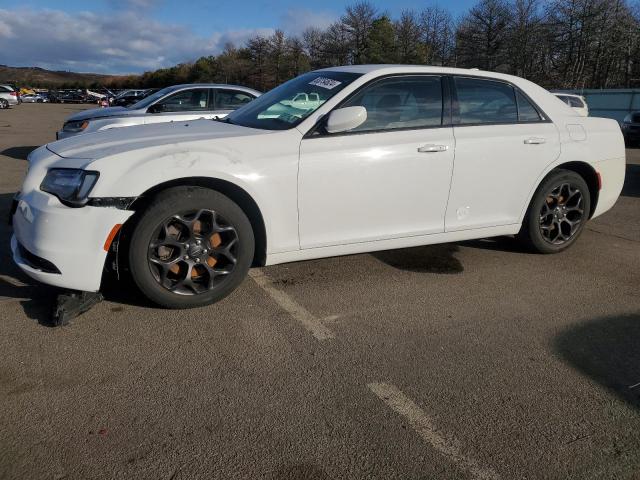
[{"xmin": 1, "ymin": 104, "xmax": 639, "ymax": 480}]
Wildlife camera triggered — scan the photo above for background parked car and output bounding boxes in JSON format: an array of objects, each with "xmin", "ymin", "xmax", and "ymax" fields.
[
  {"xmin": 51, "ymin": 91, "xmax": 88, "ymax": 103},
  {"xmin": 554, "ymin": 93, "xmax": 589, "ymax": 116},
  {"xmin": 621, "ymin": 111, "xmax": 640, "ymax": 147},
  {"xmin": 0, "ymin": 84, "xmax": 20, "ymax": 107},
  {"xmin": 112, "ymin": 89, "xmax": 154, "ymax": 107},
  {"xmin": 57, "ymin": 83, "xmax": 261, "ymax": 139},
  {"xmin": 20, "ymin": 93, "xmax": 49, "ymax": 103}
]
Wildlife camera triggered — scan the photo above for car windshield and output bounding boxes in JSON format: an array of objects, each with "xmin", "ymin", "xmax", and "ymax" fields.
[
  {"xmin": 128, "ymin": 87, "xmax": 175, "ymax": 109},
  {"xmin": 226, "ymin": 71, "xmax": 362, "ymax": 130}
]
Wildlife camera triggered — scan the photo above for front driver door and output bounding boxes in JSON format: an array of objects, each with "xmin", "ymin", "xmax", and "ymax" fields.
[{"xmin": 298, "ymin": 75, "xmax": 455, "ymax": 249}]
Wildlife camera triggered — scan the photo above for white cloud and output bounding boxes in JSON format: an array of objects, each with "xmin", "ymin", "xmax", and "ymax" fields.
[
  {"xmin": 0, "ymin": 8, "xmax": 272, "ymax": 74},
  {"xmin": 280, "ymin": 8, "xmax": 336, "ymax": 36}
]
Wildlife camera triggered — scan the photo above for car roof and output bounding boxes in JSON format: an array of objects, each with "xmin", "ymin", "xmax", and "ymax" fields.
[
  {"xmin": 318, "ymin": 64, "xmax": 554, "ymax": 88},
  {"xmin": 167, "ymin": 83, "xmax": 262, "ymax": 94}
]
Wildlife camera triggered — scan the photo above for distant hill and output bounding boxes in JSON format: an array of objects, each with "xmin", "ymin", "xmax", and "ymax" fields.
[{"xmin": 0, "ymin": 65, "xmax": 135, "ymax": 88}]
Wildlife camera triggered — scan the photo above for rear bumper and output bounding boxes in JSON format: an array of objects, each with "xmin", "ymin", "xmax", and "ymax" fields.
[
  {"xmin": 11, "ymin": 190, "xmax": 133, "ymax": 291},
  {"xmin": 592, "ymin": 156, "xmax": 626, "ymax": 219}
]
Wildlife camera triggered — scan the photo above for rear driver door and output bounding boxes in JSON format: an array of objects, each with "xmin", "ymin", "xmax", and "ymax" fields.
[{"xmin": 445, "ymin": 77, "xmax": 561, "ymax": 232}]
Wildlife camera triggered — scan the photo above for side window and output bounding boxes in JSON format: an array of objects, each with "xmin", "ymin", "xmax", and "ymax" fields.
[
  {"xmin": 455, "ymin": 78, "xmax": 517, "ymax": 124},
  {"xmin": 516, "ymin": 90, "xmax": 542, "ymax": 122},
  {"xmin": 156, "ymin": 89, "xmax": 209, "ymax": 112},
  {"xmin": 340, "ymin": 76, "xmax": 443, "ymax": 132},
  {"xmin": 215, "ymin": 90, "xmax": 255, "ymax": 110},
  {"xmin": 569, "ymin": 97, "xmax": 585, "ymax": 108}
]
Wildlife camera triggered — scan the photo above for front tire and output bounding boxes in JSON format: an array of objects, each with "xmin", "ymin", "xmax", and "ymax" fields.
[
  {"xmin": 128, "ymin": 187, "xmax": 254, "ymax": 308},
  {"xmin": 518, "ymin": 169, "xmax": 590, "ymax": 254}
]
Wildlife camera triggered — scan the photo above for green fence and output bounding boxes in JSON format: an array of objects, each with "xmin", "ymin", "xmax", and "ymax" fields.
[{"xmin": 554, "ymin": 89, "xmax": 640, "ymax": 123}]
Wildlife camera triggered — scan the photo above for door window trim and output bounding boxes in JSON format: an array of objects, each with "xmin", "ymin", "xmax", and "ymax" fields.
[
  {"xmin": 450, "ymin": 74, "xmax": 551, "ymax": 127},
  {"xmin": 304, "ymin": 74, "xmax": 451, "ymax": 139}
]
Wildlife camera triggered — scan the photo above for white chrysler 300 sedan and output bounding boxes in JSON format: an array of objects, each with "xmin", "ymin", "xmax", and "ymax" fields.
[{"xmin": 11, "ymin": 65, "xmax": 625, "ymax": 309}]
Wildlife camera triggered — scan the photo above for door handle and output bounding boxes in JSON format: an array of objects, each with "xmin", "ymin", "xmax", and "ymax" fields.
[
  {"xmin": 524, "ymin": 137, "xmax": 546, "ymax": 145},
  {"xmin": 418, "ymin": 144, "xmax": 449, "ymax": 153}
]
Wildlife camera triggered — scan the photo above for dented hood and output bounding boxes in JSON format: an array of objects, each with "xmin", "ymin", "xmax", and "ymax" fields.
[{"xmin": 46, "ymin": 119, "xmax": 269, "ymax": 160}]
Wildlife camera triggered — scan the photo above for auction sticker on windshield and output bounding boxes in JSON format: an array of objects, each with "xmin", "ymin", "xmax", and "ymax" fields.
[{"xmin": 309, "ymin": 77, "xmax": 342, "ymax": 89}]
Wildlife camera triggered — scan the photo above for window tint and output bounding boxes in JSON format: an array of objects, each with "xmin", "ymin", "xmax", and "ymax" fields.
[
  {"xmin": 341, "ymin": 76, "xmax": 443, "ymax": 132},
  {"xmin": 156, "ymin": 88, "xmax": 209, "ymax": 112},
  {"xmin": 215, "ymin": 89, "xmax": 255, "ymax": 110},
  {"xmin": 516, "ymin": 90, "xmax": 542, "ymax": 121},
  {"xmin": 455, "ymin": 78, "xmax": 517, "ymax": 124}
]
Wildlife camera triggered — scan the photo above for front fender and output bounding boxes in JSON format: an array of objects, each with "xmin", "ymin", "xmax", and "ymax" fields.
[{"xmin": 88, "ymin": 137, "xmax": 301, "ymax": 255}]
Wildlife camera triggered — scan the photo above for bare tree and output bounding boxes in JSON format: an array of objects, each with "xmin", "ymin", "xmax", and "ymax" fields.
[
  {"xmin": 456, "ymin": 0, "xmax": 511, "ymax": 71},
  {"xmin": 395, "ymin": 10, "xmax": 423, "ymax": 64},
  {"xmin": 341, "ymin": 1, "xmax": 378, "ymax": 63},
  {"xmin": 420, "ymin": 6, "xmax": 456, "ymax": 65}
]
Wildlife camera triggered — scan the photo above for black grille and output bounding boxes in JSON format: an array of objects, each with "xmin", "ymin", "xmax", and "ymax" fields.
[{"xmin": 17, "ymin": 243, "xmax": 61, "ymax": 274}]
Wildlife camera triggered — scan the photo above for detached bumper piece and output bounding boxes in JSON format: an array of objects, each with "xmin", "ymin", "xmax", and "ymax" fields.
[{"xmin": 52, "ymin": 291, "xmax": 103, "ymax": 326}]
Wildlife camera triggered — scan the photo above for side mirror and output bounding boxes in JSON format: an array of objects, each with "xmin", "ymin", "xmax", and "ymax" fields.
[{"xmin": 326, "ymin": 106, "xmax": 367, "ymax": 134}]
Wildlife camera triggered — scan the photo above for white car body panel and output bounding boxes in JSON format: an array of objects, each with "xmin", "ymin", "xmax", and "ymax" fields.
[
  {"xmin": 446, "ymin": 122, "xmax": 561, "ymax": 231},
  {"xmin": 13, "ymin": 65, "xmax": 625, "ymax": 292},
  {"xmin": 299, "ymin": 127, "xmax": 455, "ymax": 248}
]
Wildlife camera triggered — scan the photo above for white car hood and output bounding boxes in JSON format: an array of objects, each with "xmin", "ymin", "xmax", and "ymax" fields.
[
  {"xmin": 66, "ymin": 106, "xmax": 131, "ymax": 122},
  {"xmin": 47, "ymin": 119, "xmax": 268, "ymax": 160}
]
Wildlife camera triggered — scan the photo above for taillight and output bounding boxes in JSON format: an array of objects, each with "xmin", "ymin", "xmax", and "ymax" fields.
[{"xmin": 9, "ymin": 92, "xmax": 17, "ymax": 97}]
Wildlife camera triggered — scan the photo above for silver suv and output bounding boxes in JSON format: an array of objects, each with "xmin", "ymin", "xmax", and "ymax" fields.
[
  {"xmin": 0, "ymin": 85, "xmax": 20, "ymax": 108},
  {"xmin": 57, "ymin": 83, "xmax": 261, "ymax": 139}
]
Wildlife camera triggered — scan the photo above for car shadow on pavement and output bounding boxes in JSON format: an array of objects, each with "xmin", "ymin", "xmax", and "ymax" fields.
[
  {"xmin": 622, "ymin": 163, "xmax": 640, "ymax": 198},
  {"xmin": 554, "ymin": 313, "xmax": 640, "ymax": 409},
  {"xmin": 372, "ymin": 243, "xmax": 463, "ymax": 273},
  {"xmin": 460, "ymin": 235, "xmax": 533, "ymax": 254},
  {"xmin": 0, "ymin": 146, "xmax": 39, "ymax": 161}
]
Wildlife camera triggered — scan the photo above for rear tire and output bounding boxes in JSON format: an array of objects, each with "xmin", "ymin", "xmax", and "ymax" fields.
[
  {"xmin": 518, "ymin": 169, "xmax": 590, "ymax": 254},
  {"xmin": 128, "ymin": 187, "xmax": 254, "ymax": 309},
  {"xmin": 0, "ymin": 99, "xmax": 8, "ymax": 109}
]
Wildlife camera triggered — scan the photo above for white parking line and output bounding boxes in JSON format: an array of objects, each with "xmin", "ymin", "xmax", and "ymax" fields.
[
  {"xmin": 368, "ymin": 382, "xmax": 500, "ymax": 480},
  {"xmin": 0, "ymin": 274, "xmax": 28, "ymax": 287},
  {"xmin": 249, "ymin": 269, "xmax": 335, "ymax": 341}
]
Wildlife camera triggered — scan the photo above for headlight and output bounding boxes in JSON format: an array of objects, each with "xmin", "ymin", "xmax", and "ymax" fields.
[
  {"xmin": 40, "ymin": 168, "xmax": 99, "ymax": 207},
  {"xmin": 63, "ymin": 120, "xmax": 89, "ymax": 132}
]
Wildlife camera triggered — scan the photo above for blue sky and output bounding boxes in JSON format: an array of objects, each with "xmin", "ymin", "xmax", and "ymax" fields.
[{"xmin": 0, "ymin": 0, "xmax": 478, "ymax": 74}]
